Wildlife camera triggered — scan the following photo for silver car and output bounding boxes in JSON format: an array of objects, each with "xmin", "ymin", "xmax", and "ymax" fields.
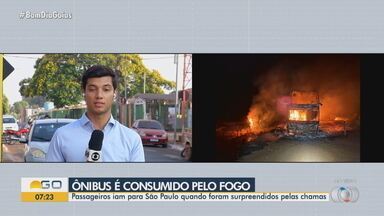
[{"xmin": 23, "ymin": 118, "xmax": 75, "ymax": 162}]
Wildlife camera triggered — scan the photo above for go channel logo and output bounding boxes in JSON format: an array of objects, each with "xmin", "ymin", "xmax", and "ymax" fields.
[{"xmin": 21, "ymin": 178, "xmax": 68, "ymax": 192}]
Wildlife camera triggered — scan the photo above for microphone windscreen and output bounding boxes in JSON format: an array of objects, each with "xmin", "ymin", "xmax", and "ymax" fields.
[{"xmin": 88, "ymin": 130, "xmax": 104, "ymax": 151}]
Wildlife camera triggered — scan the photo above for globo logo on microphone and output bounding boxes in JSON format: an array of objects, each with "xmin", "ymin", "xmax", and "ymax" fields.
[
  {"xmin": 86, "ymin": 130, "xmax": 104, "ymax": 162},
  {"xmin": 91, "ymin": 152, "xmax": 100, "ymax": 161},
  {"xmin": 86, "ymin": 149, "xmax": 102, "ymax": 162}
]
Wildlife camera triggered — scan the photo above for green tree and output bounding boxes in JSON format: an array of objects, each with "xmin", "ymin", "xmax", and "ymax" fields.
[
  {"xmin": 2, "ymin": 94, "xmax": 10, "ymax": 114},
  {"xmin": 22, "ymin": 54, "xmax": 175, "ymax": 108},
  {"xmin": 19, "ymin": 78, "xmax": 33, "ymax": 97}
]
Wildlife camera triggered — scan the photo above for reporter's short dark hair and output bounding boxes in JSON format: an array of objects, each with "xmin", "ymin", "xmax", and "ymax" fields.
[{"xmin": 82, "ymin": 65, "xmax": 118, "ymax": 90}]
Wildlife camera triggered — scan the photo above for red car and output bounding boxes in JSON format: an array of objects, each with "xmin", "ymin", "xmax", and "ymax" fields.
[
  {"xmin": 3, "ymin": 128, "xmax": 29, "ymax": 137},
  {"xmin": 16, "ymin": 128, "xmax": 30, "ymax": 137},
  {"xmin": 132, "ymin": 120, "xmax": 168, "ymax": 148}
]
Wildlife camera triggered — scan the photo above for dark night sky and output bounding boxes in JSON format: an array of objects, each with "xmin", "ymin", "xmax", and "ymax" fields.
[
  {"xmin": 216, "ymin": 55, "xmax": 272, "ymax": 122},
  {"xmin": 201, "ymin": 54, "xmax": 281, "ymax": 122}
]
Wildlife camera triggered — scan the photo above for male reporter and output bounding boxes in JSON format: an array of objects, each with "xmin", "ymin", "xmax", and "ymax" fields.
[{"xmin": 46, "ymin": 65, "xmax": 145, "ymax": 162}]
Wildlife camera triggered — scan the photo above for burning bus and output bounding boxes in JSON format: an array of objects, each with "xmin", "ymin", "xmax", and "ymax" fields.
[{"xmin": 287, "ymin": 91, "xmax": 321, "ymax": 135}]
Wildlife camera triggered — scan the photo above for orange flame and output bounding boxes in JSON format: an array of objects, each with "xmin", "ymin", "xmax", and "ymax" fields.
[
  {"xmin": 334, "ymin": 117, "xmax": 348, "ymax": 121},
  {"xmin": 248, "ymin": 117, "xmax": 254, "ymax": 128},
  {"xmin": 289, "ymin": 109, "xmax": 307, "ymax": 121},
  {"xmin": 248, "ymin": 115, "xmax": 261, "ymax": 132}
]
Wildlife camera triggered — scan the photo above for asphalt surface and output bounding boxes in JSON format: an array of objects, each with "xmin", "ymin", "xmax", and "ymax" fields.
[
  {"xmin": 143, "ymin": 144, "xmax": 186, "ymax": 162},
  {"xmin": 2, "ymin": 143, "xmax": 187, "ymax": 163},
  {"xmin": 238, "ymin": 131, "xmax": 360, "ymax": 162},
  {"xmin": 2, "ymin": 143, "xmax": 26, "ymax": 162}
]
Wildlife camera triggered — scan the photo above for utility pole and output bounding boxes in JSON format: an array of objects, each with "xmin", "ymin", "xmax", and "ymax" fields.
[
  {"xmin": 181, "ymin": 54, "xmax": 192, "ymax": 143},
  {"xmin": 143, "ymin": 70, "xmax": 146, "ymax": 94},
  {"xmin": 125, "ymin": 59, "xmax": 131, "ymax": 100},
  {"xmin": 124, "ymin": 76, "xmax": 127, "ymax": 100},
  {"xmin": 1, "ymin": 54, "xmax": 15, "ymax": 162},
  {"xmin": 174, "ymin": 54, "xmax": 179, "ymax": 145}
]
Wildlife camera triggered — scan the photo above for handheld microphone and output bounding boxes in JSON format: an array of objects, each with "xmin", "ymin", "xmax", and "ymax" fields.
[{"xmin": 85, "ymin": 130, "xmax": 104, "ymax": 162}]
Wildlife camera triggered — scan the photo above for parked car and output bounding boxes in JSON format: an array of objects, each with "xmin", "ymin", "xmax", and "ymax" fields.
[
  {"xmin": 132, "ymin": 119, "xmax": 168, "ymax": 148},
  {"xmin": 22, "ymin": 118, "xmax": 76, "ymax": 162},
  {"xmin": 3, "ymin": 115, "xmax": 19, "ymax": 132}
]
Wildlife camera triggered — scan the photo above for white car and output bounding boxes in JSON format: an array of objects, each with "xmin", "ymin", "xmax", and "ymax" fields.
[
  {"xmin": 3, "ymin": 115, "xmax": 19, "ymax": 132},
  {"xmin": 23, "ymin": 118, "xmax": 76, "ymax": 162}
]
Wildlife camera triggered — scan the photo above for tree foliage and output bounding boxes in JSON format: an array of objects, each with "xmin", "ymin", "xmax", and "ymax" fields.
[
  {"xmin": 2, "ymin": 94, "xmax": 10, "ymax": 114},
  {"xmin": 20, "ymin": 54, "xmax": 175, "ymax": 108},
  {"xmin": 19, "ymin": 78, "xmax": 32, "ymax": 97}
]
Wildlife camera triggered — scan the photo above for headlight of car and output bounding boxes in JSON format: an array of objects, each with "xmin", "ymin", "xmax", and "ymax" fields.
[
  {"xmin": 161, "ymin": 133, "xmax": 167, "ymax": 138},
  {"xmin": 30, "ymin": 148, "xmax": 46, "ymax": 158},
  {"xmin": 138, "ymin": 131, "xmax": 146, "ymax": 137}
]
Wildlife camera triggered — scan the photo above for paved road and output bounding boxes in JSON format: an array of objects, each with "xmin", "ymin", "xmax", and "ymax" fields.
[
  {"xmin": 238, "ymin": 131, "xmax": 360, "ymax": 162},
  {"xmin": 2, "ymin": 143, "xmax": 187, "ymax": 163},
  {"xmin": 2, "ymin": 143, "xmax": 26, "ymax": 162},
  {"xmin": 144, "ymin": 144, "xmax": 186, "ymax": 162}
]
